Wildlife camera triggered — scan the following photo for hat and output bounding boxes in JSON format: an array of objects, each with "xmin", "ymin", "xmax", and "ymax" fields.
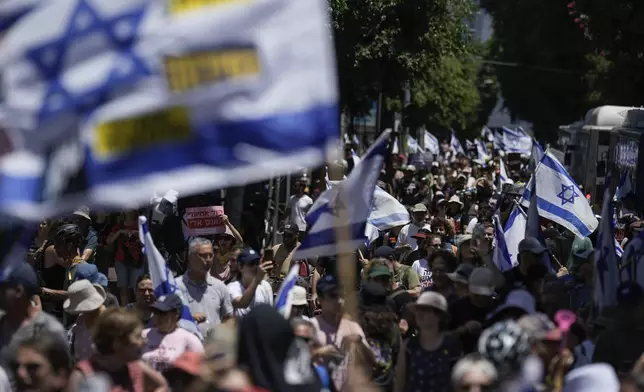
[
  {"xmin": 360, "ymin": 281, "xmax": 388, "ymax": 307},
  {"xmin": 434, "ymin": 191, "xmax": 445, "ymax": 199},
  {"xmin": 172, "ymin": 351, "xmax": 203, "ymax": 376},
  {"xmin": 72, "ymin": 206, "xmax": 91, "ymax": 221},
  {"xmin": 151, "ymin": 293, "xmax": 184, "ymax": 312},
  {"xmin": 562, "ymin": 363, "xmax": 619, "ymax": 392},
  {"xmin": 447, "ymin": 263, "xmax": 475, "ymax": 285},
  {"xmin": 462, "ymin": 167, "xmax": 472, "ymax": 174},
  {"xmin": 468, "ymin": 267, "xmax": 495, "ymax": 296},
  {"xmin": 63, "ymin": 280, "xmax": 107, "ymax": 315},
  {"xmin": 280, "ymin": 224, "xmax": 299, "ymax": 235},
  {"xmin": 413, "ymin": 291, "xmax": 448, "ymax": 312},
  {"xmin": 373, "ymin": 245, "xmax": 394, "ymax": 260},
  {"xmin": 237, "ymin": 247, "xmax": 261, "ymax": 265},
  {"xmin": 291, "ymin": 286, "xmax": 308, "ymax": 306},
  {"xmin": 518, "ymin": 237, "xmax": 548, "ymax": 255},
  {"xmin": 488, "ymin": 289, "xmax": 536, "ymax": 320},
  {"xmin": 368, "ymin": 265, "xmax": 391, "ymax": 279},
  {"xmin": 411, "ymin": 229, "xmax": 432, "ymax": 240},
  {"xmin": 73, "ymin": 262, "xmax": 108, "ymax": 287},
  {"xmin": 411, "ymin": 203, "xmax": 428, "ymax": 213},
  {"xmin": 518, "ymin": 313, "xmax": 561, "ymax": 341},
  {"xmin": 437, "ymin": 198, "xmax": 448, "ymax": 206},
  {"xmin": 448, "ymin": 195, "xmax": 463, "ymax": 206},
  {"xmin": 406, "ymin": 165, "xmax": 416, "ymax": 172},
  {"xmin": 316, "ymin": 274, "xmax": 339, "ymax": 295},
  {"xmin": 0, "ymin": 263, "xmax": 40, "ymax": 296}
]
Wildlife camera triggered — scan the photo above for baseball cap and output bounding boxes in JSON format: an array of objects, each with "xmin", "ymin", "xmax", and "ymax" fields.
[
  {"xmin": 488, "ymin": 289, "xmax": 536, "ymax": 320},
  {"xmin": 406, "ymin": 165, "xmax": 417, "ymax": 172},
  {"xmin": 518, "ymin": 237, "xmax": 548, "ymax": 255},
  {"xmin": 468, "ymin": 267, "xmax": 495, "ymax": 296},
  {"xmin": 518, "ymin": 313, "xmax": 562, "ymax": 341},
  {"xmin": 73, "ymin": 262, "xmax": 109, "ymax": 287},
  {"xmin": 412, "ymin": 291, "xmax": 448, "ymax": 313},
  {"xmin": 373, "ymin": 245, "xmax": 394, "ymax": 260},
  {"xmin": 368, "ymin": 265, "xmax": 391, "ymax": 279},
  {"xmin": 447, "ymin": 263, "xmax": 475, "ymax": 285},
  {"xmin": 291, "ymin": 286, "xmax": 308, "ymax": 306},
  {"xmin": 280, "ymin": 224, "xmax": 299, "ymax": 235},
  {"xmin": 360, "ymin": 281, "xmax": 388, "ymax": 307},
  {"xmin": 316, "ymin": 274, "xmax": 340, "ymax": 295},
  {"xmin": 411, "ymin": 228, "xmax": 432, "ymax": 240},
  {"xmin": 237, "ymin": 247, "xmax": 261, "ymax": 265},
  {"xmin": 151, "ymin": 293, "xmax": 184, "ymax": 312},
  {"xmin": 411, "ymin": 203, "xmax": 428, "ymax": 213},
  {"xmin": 0, "ymin": 263, "xmax": 39, "ymax": 296}
]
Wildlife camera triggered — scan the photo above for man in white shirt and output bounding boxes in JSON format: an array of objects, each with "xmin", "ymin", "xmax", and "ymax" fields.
[
  {"xmin": 397, "ymin": 203, "xmax": 431, "ymax": 250},
  {"xmin": 287, "ymin": 180, "xmax": 313, "ymax": 241}
]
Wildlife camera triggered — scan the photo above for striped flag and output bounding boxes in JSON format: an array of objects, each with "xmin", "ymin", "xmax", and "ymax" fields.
[{"xmin": 275, "ymin": 264, "xmax": 300, "ymax": 319}]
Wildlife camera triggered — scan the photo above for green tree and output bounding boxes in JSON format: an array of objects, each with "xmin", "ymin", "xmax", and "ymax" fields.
[
  {"xmin": 331, "ymin": 0, "xmax": 485, "ymax": 134},
  {"xmin": 480, "ymin": 0, "xmax": 593, "ymax": 142}
]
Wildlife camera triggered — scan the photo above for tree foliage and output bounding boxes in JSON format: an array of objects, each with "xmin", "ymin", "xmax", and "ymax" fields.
[
  {"xmin": 331, "ymin": 0, "xmax": 491, "ymax": 136},
  {"xmin": 480, "ymin": 0, "xmax": 592, "ymax": 142}
]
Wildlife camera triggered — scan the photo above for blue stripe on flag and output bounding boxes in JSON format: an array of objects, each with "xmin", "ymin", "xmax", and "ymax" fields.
[{"xmin": 523, "ymin": 190, "xmax": 593, "ymax": 238}]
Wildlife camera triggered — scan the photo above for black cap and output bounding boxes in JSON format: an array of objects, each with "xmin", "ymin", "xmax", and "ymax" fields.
[
  {"xmin": 151, "ymin": 293, "xmax": 184, "ymax": 312},
  {"xmin": 316, "ymin": 274, "xmax": 339, "ymax": 295},
  {"xmin": 374, "ymin": 246, "xmax": 394, "ymax": 260},
  {"xmin": 0, "ymin": 263, "xmax": 40, "ymax": 296},
  {"xmin": 237, "ymin": 247, "xmax": 261, "ymax": 265},
  {"xmin": 281, "ymin": 224, "xmax": 298, "ymax": 235}
]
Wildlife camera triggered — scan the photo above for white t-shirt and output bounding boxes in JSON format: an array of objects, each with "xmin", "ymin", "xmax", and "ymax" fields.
[
  {"xmin": 290, "ymin": 195, "xmax": 313, "ymax": 231},
  {"xmin": 411, "ymin": 258, "xmax": 432, "ymax": 289},
  {"xmin": 466, "ymin": 217, "xmax": 478, "ymax": 234},
  {"xmin": 142, "ymin": 327, "xmax": 204, "ymax": 373},
  {"xmin": 396, "ymin": 223, "xmax": 430, "ymax": 250},
  {"xmin": 227, "ymin": 280, "xmax": 274, "ymax": 317}
]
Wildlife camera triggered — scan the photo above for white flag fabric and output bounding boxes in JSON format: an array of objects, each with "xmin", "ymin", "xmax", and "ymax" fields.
[
  {"xmin": 493, "ymin": 131, "xmax": 504, "ymax": 151},
  {"xmin": 499, "ymin": 159, "xmax": 513, "ymax": 186},
  {"xmin": 392, "ymin": 137, "xmax": 399, "ymax": 155},
  {"xmin": 616, "ymin": 172, "xmax": 633, "ymax": 199},
  {"xmin": 406, "ymin": 135, "xmax": 419, "ymax": 154},
  {"xmin": 475, "ymin": 139, "xmax": 490, "ymax": 163},
  {"xmin": 138, "ymin": 216, "xmax": 201, "ymax": 338},
  {"xmin": 294, "ymin": 130, "xmax": 390, "ymax": 259},
  {"xmin": 521, "ymin": 152, "xmax": 598, "ymax": 238},
  {"xmin": 275, "ymin": 264, "xmax": 300, "ymax": 319},
  {"xmin": 424, "ymin": 130, "xmax": 440, "ymax": 155},
  {"xmin": 450, "ymin": 130, "xmax": 465, "ymax": 156},
  {"xmin": 481, "ymin": 126, "xmax": 494, "ymax": 142},
  {"xmin": 594, "ymin": 185, "xmax": 621, "ymax": 314},
  {"xmin": 0, "ymin": 0, "xmax": 338, "ymax": 220},
  {"xmin": 502, "ymin": 127, "xmax": 532, "ymax": 155},
  {"xmin": 504, "ymin": 205, "xmax": 527, "ymax": 269},
  {"xmin": 531, "ymin": 139, "xmax": 545, "ymax": 167},
  {"xmin": 493, "ymin": 215, "xmax": 514, "ymax": 272}
]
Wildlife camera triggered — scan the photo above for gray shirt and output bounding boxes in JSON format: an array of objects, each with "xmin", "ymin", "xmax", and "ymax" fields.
[{"xmin": 175, "ymin": 274, "xmax": 233, "ymax": 335}]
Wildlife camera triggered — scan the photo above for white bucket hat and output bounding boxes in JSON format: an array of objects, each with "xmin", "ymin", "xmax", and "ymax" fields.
[{"xmin": 63, "ymin": 280, "xmax": 107, "ymax": 315}]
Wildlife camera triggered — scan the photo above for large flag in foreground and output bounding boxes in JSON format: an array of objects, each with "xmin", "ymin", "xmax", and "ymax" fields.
[
  {"xmin": 492, "ymin": 215, "xmax": 513, "ymax": 272},
  {"xmin": 503, "ymin": 205, "xmax": 527, "ymax": 269},
  {"xmin": 594, "ymin": 184, "xmax": 621, "ymax": 314},
  {"xmin": 294, "ymin": 129, "xmax": 390, "ymax": 259},
  {"xmin": 138, "ymin": 216, "xmax": 200, "ymax": 338},
  {"xmin": 0, "ymin": 0, "xmax": 338, "ymax": 220},
  {"xmin": 522, "ymin": 151, "xmax": 598, "ymax": 238}
]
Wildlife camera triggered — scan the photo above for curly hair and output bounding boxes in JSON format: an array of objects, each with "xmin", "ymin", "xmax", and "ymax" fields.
[
  {"xmin": 359, "ymin": 304, "xmax": 398, "ymax": 341},
  {"xmin": 431, "ymin": 217, "xmax": 455, "ymax": 238},
  {"xmin": 427, "ymin": 250, "xmax": 458, "ymax": 273}
]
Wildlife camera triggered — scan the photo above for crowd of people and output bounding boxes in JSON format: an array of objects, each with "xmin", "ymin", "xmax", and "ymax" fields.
[{"xmin": 1, "ymin": 140, "xmax": 644, "ymax": 392}]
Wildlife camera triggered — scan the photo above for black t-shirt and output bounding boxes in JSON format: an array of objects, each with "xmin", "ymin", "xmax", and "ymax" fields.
[{"xmin": 449, "ymin": 296, "xmax": 496, "ymax": 354}]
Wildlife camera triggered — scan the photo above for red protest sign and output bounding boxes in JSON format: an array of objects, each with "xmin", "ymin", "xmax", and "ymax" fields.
[{"xmin": 183, "ymin": 206, "xmax": 225, "ymax": 235}]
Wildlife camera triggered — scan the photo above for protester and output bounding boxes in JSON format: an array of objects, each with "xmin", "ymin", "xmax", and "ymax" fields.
[
  {"xmin": 64, "ymin": 280, "xmax": 108, "ymax": 362},
  {"xmin": 14, "ymin": 332, "xmax": 73, "ymax": 392},
  {"xmin": 450, "ymin": 353, "xmax": 498, "ymax": 392},
  {"xmin": 176, "ymin": 238, "xmax": 234, "ymax": 333},
  {"xmin": 105, "ymin": 210, "xmax": 144, "ymax": 306},
  {"xmin": 127, "ymin": 274, "xmax": 156, "ymax": 328},
  {"xmin": 142, "ymin": 294, "xmax": 204, "ymax": 373}
]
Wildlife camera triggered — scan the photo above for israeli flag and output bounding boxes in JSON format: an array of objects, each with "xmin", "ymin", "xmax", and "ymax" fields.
[
  {"xmin": 365, "ymin": 222, "xmax": 380, "ymax": 247},
  {"xmin": 615, "ymin": 240, "xmax": 624, "ymax": 258},
  {"xmin": 492, "ymin": 215, "xmax": 513, "ymax": 272},
  {"xmin": 502, "ymin": 127, "xmax": 532, "ymax": 155},
  {"xmin": 275, "ymin": 264, "xmax": 300, "ymax": 319},
  {"xmin": 138, "ymin": 216, "xmax": 201, "ymax": 339},
  {"xmin": 465, "ymin": 139, "xmax": 475, "ymax": 151},
  {"xmin": 621, "ymin": 228, "xmax": 644, "ymax": 283},
  {"xmin": 475, "ymin": 139, "xmax": 490, "ymax": 163},
  {"xmin": 0, "ymin": 0, "xmax": 40, "ymax": 33},
  {"xmin": 424, "ymin": 130, "xmax": 440, "ymax": 155},
  {"xmin": 616, "ymin": 172, "xmax": 633, "ymax": 199},
  {"xmin": 406, "ymin": 135, "xmax": 419, "ymax": 154},
  {"xmin": 498, "ymin": 159, "xmax": 513, "ymax": 186},
  {"xmin": 594, "ymin": 184, "xmax": 620, "ymax": 314},
  {"xmin": 350, "ymin": 149, "xmax": 361, "ymax": 167},
  {"xmin": 521, "ymin": 151, "xmax": 598, "ymax": 238},
  {"xmin": 392, "ymin": 137, "xmax": 399, "ymax": 155},
  {"xmin": 493, "ymin": 131, "xmax": 504, "ymax": 151},
  {"xmin": 294, "ymin": 130, "xmax": 390, "ymax": 259},
  {"xmin": 451, "ymin": 130, "xmax": 465, "ymax": 156},
  {"xmin": 0, "ymin": 0, "xmax": 338, "ymax": 220},
  {"xmin": 531, "ymin": 139, "xmax": 545, "ymax": 167},
  {"xmin": 481, "ymin": 126, "xmax": 494, "ymax": 142},
  {"xmin": 503, "ymin": 205, "xmax": 527, "ymax": 268}
]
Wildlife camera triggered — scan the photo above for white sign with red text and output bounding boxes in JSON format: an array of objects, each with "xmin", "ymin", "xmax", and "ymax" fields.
[{"xmin": 183, "ymin": 206, "xmax": 225, "ymax": 236}]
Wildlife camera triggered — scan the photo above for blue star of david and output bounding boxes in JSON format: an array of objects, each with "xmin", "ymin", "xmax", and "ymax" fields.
[
  {"xmin": 556, "ymin": 184, "xmax": 579, "ymax": 206},
  {"xmin": 26, "ymin": 0, "xmax": 151, "ymax": 123}
]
